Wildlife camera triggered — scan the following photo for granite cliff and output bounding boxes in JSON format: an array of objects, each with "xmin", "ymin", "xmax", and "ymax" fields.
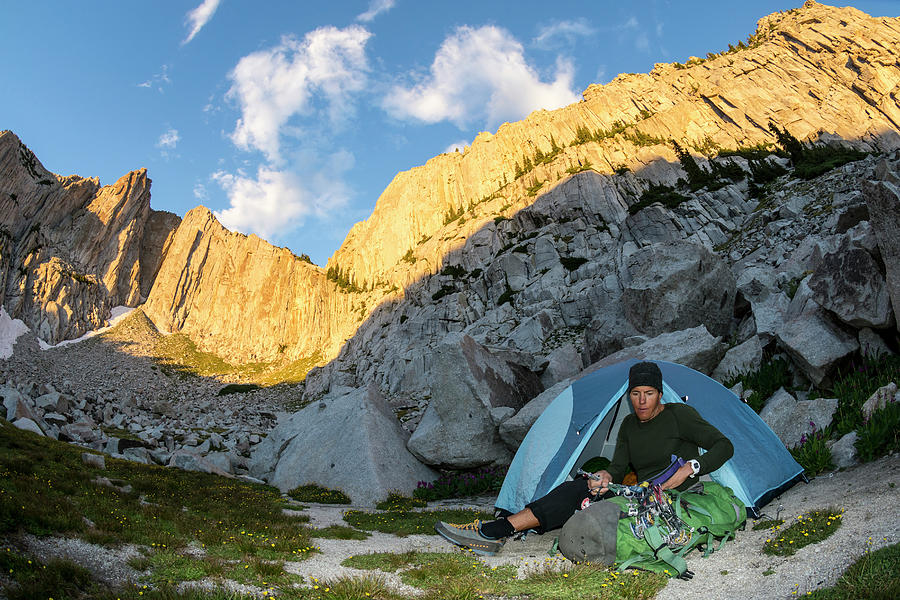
[{"xmin": 1, "ymin": 0, "xmax": 899, "ymax": 381}]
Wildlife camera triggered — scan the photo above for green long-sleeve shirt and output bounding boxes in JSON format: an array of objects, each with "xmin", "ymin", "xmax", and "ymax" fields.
[{"xmin": 606, "ymin": 403, "xmax": 734, "ymax": 492}]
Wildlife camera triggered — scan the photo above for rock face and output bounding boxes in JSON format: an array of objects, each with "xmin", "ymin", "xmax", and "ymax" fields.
[
  {"xmin": 863, "ymin": 177, "xmax": 900, "ymax": 331},
  {"xmin": 0, "ymin": 131, "xmax": 178, "ymax": 344},
  {"xmin": 621, "ymin": 240, "xmax": 736, "ymax": 338},
  {"xmin": 142, "ymin": 207, "xmax": 359, "ymax": 363}
]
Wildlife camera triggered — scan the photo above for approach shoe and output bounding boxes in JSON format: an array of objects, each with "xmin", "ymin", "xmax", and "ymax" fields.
[{"xmin": 434, "ymin": 519, "xmax": 506, "ymax": 556}]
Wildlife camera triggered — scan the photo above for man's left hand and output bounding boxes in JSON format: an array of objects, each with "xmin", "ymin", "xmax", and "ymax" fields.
[{"xmin": 660, "ymin": 463, "xmax": 694, "ymax": 491}]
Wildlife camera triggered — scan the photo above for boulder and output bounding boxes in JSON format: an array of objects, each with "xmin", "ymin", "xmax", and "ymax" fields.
[
  {"xmin": 12, "ymin": 417, "xmax": 44, "ymax": 436},
  {"xmin": 807, "ymin": 240, "xmax": 894, "ymax": 329},
  {"xmin": 499, "ymin": 378, "xmax": 572, "ymax": 449},
  {"xmin": 407, "ymin": 334, "xmax": 541, "ymax": 468},
  {"xmin": 776, "ymin": 280, "xmax": 858, "ymax": 386},
  {"xmin": 620, "ymin": 240, "xmax": 736, "ymax": 338},
  {"xmin": 593, "ymin": 325, "xmax": 725, "ymax": 375},
  {"xmin": 81, "ymin": 452, "xmax": 106, "ymax": 469},
  {"xmin": 759, "ymin": 388, "xmax": 838, "ymax": 448},
  {"xmin": 168, "ymin": 450, "xmax": 232, "ymax": 477},
  {"xmin": 255, "ymin": 386, "xmax": 437, "ymax": 506},
  {"xmin": 858, "ymin": 328, "xmax": 893, "ymax": 359},
  {"xmin": 3, "ymin": 388, "xmax": 37, "ymax": 423},
  {"xmin": 861, "ymin": 382, "xmax": 897, "ymax": 422},
  {"xmin": 203, "ymin": 452, "xmax": 235, "ymax": 475},
  {"xmin": 583, "ymin": 306, "xmax": 641, "ymax": 364},
  {"xmin": 749, "ymin": 292, "xmax": 791, "ymax": 345},
  {"xmin": 712, "ymin": 336, "xmax": 763, "ymax": 383},
  {"xmin": 863, "ymin": 176, "xmax": 900, "ymax": 331},
  {"xmin": 828, "ymin": 432, "xmax": 858, "ymax": 469},
  {"xmin": 540, "ymin": 344, "xmax": 584, "ymax": 389}
]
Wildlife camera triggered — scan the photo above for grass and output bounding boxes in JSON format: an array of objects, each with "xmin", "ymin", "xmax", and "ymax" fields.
[
  {"xmin": 310, "ymin": 525, "xmax": 371, "ymax": 540},
  {"xmin": 752, "ymin": 518, "xmax": 784, "ymax": 531},
  {"xmin": 807, "ymin": 542, "xmax": 900, "ymax": 599},
  {"xmin": 762, "ymin": 507, "xmax": 843, "ymax": 556},
  {"xmin": 343, "ymin": 551, "xmax": 666, "ymax": 600},
  {"xmin": 413, "ymin": 465, "xmax": 508, "ymax": 501},
  {"xmin": 101, "ymin": 309, "xmax": 323, "ymax": 387},
  {"xmin": 828, "ymin": 355, "xmax": 900, "ymax": 436},
  {"xmin": 342, "ymin": 508, "xmax": 493, "ymax": 537},
  {"xmin": 789, "ymin": 425, "xmax": 834, "ymax": 476},
  {"xmin": 375, "ymin": 492, "xmax": 427, "ymax": 511},
  {"xmin": 0, "ymin": 419, "xmax": 319, "ymax": 594},
  {"xmin": 288, "ymin": 484, "xmax": 351, "ymax": 504}
]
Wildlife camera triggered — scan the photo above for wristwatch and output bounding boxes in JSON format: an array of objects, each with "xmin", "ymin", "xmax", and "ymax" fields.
[{"xmin": 688, "ymin": 459, "xmax": 701, "ymax": 478}]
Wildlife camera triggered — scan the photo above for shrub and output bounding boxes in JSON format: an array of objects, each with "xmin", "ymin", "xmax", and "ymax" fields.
[
  {"xmin": 829, "ymin": 355, "xmax": 900, "ymax": 436},
  {"xmin": 560, "ymin": 256, "xmax": 588, "ymax": 271},
  {"xmin": 413, "ymin": 466, "xmax": 508, "ymax": 501},
  {"xmin": 724, "ymin": 357, "xmax": 791, "ymax": 413},
  {"xmin": 217, "ymin": 383, "xmax": 260, "ymax": 396},
  {"xmin": 440, "ymin": 264, "xmax": 468, "ymax": 278},
  {"xmin": 628, "ymin": 183, "xmax": 689, "ymax": 215},
  {"xmin": 794, "ymin": 145, "xmax": 867, "ymax": 180},
  {"xmin": 287, "ymin": 484, "xmax": 351, "ymax": 504},
  {"xmin": 789, "ymin": 424, "xmax": 834, "ymax": 476},
  {"xmin": 855, "ymin": 401, "xmax": 900, "ymax": 463},
  {"xmin": 431, "ymin": 285, "xmax": 456, "ymax": 301},
  {"xmin": 497, "ymin": 285, "xmax": 517, "ymax": 306}
]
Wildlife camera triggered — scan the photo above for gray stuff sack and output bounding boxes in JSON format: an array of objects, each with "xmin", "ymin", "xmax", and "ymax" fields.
[{"xmin": 557, "ymin": 499, "xmax": 620, "ymax": 564}]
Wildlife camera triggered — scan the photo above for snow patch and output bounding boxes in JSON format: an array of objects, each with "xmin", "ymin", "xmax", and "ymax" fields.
[
  {"xmin": 0, "ymin": 307, "xmax": 30, "ymax": 359},
  {"xmin": 37, "ymin": 306, "xmax": 137, "ymax": 350}
]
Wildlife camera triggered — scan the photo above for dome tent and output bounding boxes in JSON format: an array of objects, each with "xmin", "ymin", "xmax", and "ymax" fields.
[{"xmin": 495, "ymin": 359, "xmax": 806, "ymax": 519}]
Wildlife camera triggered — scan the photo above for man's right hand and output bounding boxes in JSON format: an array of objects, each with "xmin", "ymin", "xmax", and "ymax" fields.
[{"xmin": 587, "ymin": 470, "xmax": 612, "ymax": 495}]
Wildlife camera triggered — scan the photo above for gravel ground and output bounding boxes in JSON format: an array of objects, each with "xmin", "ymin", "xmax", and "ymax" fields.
[{"xmin": 3, "ymin": 454, "xmax": 897, "ymax": 599}]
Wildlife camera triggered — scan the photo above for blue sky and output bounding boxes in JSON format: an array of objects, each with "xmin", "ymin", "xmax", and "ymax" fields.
[{"xmin": 1, "ymin": 1, "xmax": 894, "ymax": 266}]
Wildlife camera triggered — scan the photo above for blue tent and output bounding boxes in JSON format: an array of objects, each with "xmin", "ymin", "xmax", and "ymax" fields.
[{"xmin": 495, "ymin": 359, "xmax": 805, "ymax": 519}]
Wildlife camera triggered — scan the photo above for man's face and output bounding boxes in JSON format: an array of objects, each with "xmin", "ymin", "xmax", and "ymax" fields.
[{"xmin": 630, "ymin": 385, "xmax": 662, "ymax": 422}]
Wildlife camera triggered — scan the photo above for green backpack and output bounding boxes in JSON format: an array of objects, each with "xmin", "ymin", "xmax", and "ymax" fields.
[{"xmin": 610, "ymin": 481, "xmax": 747, "ymax": 578}]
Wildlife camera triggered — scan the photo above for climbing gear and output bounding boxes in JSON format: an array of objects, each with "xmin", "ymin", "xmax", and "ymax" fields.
[
  {"xmin": 434, "ymin": 519, "xmax": 506, "ymax": 556},
  {"xmin": 562, "ymin": 469, "xmax": 746, "ymax": 578}
]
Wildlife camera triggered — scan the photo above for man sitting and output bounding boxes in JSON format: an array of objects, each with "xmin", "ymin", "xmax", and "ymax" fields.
[{"xmin": 435, "ymin": 361, "xmax": 735, "ymax": 555}]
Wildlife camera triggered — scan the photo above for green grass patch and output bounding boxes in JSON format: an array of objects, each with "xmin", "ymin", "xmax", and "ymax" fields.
[
  {"xmin": 343, "ymin": 508, "xmax": 493, "ymax": 537},
  {"xmin": 806, "ymin": 542, "xmax": 900, "ymax": 599},
  {"xmin": 751, "ymin": 518, "xmax": 784, "ymax": 531},
  {"xmin": 375, "ymin": 492, "xmax": 427, "ymax": 511},
  {"xmin": 288, "ymin": 484, "xmax": 351, "ymax": 504},
  {"xmin": 344, "ymin": 552, "xmax": 665, "ymax": 600},
  {"xmin": 0, "ymin": 419, "xmax": 318, "ymax": 587},
  {"xmin": 0, "ymin": 549, "xmax": 95, "ymax": 600},
  {"xmin": 763, "ymin": 507, "xmax": 843, "ymax": 556}
]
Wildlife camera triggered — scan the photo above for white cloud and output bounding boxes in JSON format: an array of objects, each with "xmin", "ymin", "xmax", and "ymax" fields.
[
  {"xmin": 184, "ymin": 0, "xmax": 221, "ymax": 44},
  {"xmin": 138, "ymin": 65, "xmax": 171, "ymax": 92},
  {"xmin": 383, "ymin": 25, "xmax": 580, "ymax": 130},
  {"xmin": 443, "ymin": 140, "xmax": 469, "ymax": 154},
  {"xmin": 635, "ymin": 32, "xmax": 650, "ymax": 52},
  {"xmin": 533, "ymin": 19, "xmax": 595, "ymax": 48},
  {"xmin": 193, "ymin": 183, "xmax": 208, "ymax": 201},
  {"xmin": 227, "ymin": 25, "xmax": 372, "ymax": 162},
  {"xmin": 157, "ymin": 128, "xmax": 180, "ymax": 149},
  {"xmin": 357, "ymin": 0, "xmax": 396, "ymax": 22},
  {"xmin": 211, "ymin": 150, "xmax": 353, "ymax": 240}
]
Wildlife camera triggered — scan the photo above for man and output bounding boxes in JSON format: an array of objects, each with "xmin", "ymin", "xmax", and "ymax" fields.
[{"xmin": 435, "ymin": 361, "xmax": 734, "ymax": 556}]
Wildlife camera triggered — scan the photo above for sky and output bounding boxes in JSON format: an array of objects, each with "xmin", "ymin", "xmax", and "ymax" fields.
[{"xmin": 1, "ymin": 1, "xmax": 895, "ymax": 266}]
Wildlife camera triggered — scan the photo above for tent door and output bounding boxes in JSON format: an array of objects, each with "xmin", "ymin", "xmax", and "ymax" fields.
[{"xmin": 568, "ymin": 395, "xmax": 632, "ymax": 477}]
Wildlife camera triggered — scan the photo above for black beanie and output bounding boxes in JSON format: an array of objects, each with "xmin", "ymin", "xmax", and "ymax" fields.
[{"xmin": 628, "ymin": 361, "xmax": 662, "ymax": 393}]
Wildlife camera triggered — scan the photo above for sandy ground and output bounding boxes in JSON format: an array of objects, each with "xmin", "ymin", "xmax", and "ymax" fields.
[{"xmin": 3, "ymin": 453, "xmax": 898, "ymax": 599}]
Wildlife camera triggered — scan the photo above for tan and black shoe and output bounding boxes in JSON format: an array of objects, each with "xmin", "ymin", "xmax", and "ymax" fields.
[{"xmin": 434, "ymin": 519, "xmax": 506, "ymax": 556}]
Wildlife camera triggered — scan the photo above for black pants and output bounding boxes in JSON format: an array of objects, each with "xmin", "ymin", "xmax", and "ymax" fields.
[{"xmin": 526, "ymin": 478, "xmax": 596, "ymax": 532}]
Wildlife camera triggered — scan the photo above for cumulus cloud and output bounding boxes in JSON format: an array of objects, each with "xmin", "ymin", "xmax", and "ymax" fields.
[
  {"xmin": 443, "ymin": 140, "xmax": 469, "ymax": 154},
  {"xmin": 211, "ymin": 150, "xmax": 353, "ymax": 240},
  {"xmin": 227, "ymin": 25, "xmax": 372, "ymax": 162},
  {"xmin": 357, "ymin": 0, "xmax": 396, "ymax": 22},
  {"xmin": 533, "ymin": 19, "xmax": 595, "ymax": 48},
  {"xmin": 184, "ymin": 0, "xmax": 221, "ymax": 44},
  {"xmin": 157, "ymin": 128, "xmax": 180, "ymax": 149},
  {"xmin": 383, "ymin": 25, "xmax": 579, "ymax": 130}
]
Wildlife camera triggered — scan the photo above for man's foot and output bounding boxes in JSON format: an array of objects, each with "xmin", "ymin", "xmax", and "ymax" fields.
[{"xmin": 434, "ymin": 519, "xmax": 506, "ymax": 556}]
